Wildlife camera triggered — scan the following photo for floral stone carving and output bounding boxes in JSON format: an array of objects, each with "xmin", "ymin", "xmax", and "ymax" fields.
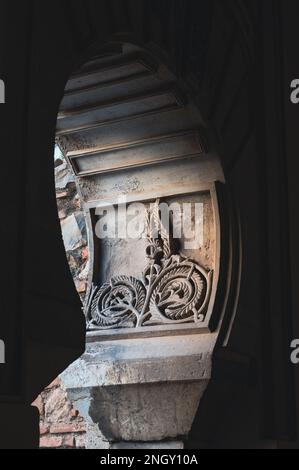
[{"xmin": 87, "ymin": 200, "xmax": 213, "ymax": 330}]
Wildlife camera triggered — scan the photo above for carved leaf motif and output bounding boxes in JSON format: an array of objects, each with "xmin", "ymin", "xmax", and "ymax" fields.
[
  {"xmin": 149, "ymin": 261, "xmax": 206, "ymax": 323},
  {"xmin": 87, "ymin": 199, "xmax": 213, "ymax": 330},
  {"xmin": 89, "ymin": 276, "xmax": 146, "ymax": 329}
]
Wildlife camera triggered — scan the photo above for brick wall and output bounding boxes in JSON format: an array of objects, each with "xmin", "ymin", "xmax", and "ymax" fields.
[{"xmin": 33, "ymin": 379, "xmax": 86, "ymax": 449}]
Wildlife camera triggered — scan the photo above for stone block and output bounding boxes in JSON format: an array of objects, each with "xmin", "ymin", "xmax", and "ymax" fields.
[
  {"xmin": 45, "ymin": 387, "xmax": 71, "ymax": 423},
  {"xmin": 40, "ymin": 436, "xmax": 63, "ymax": 449},
  {"xmin": 61, "ymin": 213, "xmax": 85, "ymax": 252},
  {"xmin": 61, "ymin": 334, "xmax": 214, "ymax": 447}
]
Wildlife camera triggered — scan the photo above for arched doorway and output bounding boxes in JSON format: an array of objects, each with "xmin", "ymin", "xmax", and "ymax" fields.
[{"xmin": 55, "ymin": 40, "xmax": 234, "ymax": 449}]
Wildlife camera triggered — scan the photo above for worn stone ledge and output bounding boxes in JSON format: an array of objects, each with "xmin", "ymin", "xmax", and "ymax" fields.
[
  {"xmin": 61, "ymin": 334, "xmax": 216, "ymax": 389},
  {"xmin": 60, "ymin": 333, "xmax": 215, "ymax": 446}
]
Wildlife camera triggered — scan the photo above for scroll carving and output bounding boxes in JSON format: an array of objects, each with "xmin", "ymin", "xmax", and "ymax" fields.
[{"xmin": 87, "ymin": 200, "xmax": 213, "ymax": 330}]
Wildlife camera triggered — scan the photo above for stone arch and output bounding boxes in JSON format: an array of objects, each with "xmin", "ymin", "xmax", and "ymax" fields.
[{"xmin": 56, "ymin": 39, "xmax": 238, "ymax": 449}]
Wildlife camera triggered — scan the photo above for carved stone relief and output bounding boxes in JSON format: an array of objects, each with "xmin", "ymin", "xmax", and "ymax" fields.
[{"xmin": 87, "ymin": 199, "xmax": 213, "ymax": 330}]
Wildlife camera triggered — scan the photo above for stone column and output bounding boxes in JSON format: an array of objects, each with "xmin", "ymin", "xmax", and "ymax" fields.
[
  {"xmin": 58, "ymin": 41, "xmax": 233, "ymax": 449},
  {"xmin": 61, "ymin": 333, "xmax": 217, "ymax": 449}
]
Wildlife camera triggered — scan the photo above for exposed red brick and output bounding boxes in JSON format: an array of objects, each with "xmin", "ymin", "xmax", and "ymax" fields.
[
  {"xmin": 56, "ymin": 191, "xmax": 68, "ymax": 199},
  {"xmin": 40, "ymin": 436, "xmax": 63, "ymax": 449},
  {"xmin": 40, "ymin": 424, "xmax": 49, "ymax": 436},
  {"xmin": 50, "ymin": 422, "xmax": 86, "ymax": 434},
  {"xmin": 45, "ymin": 387, "xmax": 71, "ymax": 422},
  {"xmin": 81, "ymin": 248, "xmax": 89, "ymax": 261}
]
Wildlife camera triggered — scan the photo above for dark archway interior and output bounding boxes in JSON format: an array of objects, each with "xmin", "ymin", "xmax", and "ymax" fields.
[{"xmin": 0, "ymin": 0, "xmax": 298, "ymax": 449}]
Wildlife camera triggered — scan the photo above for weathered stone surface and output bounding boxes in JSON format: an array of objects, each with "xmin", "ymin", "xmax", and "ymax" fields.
[
  {"xmin": 55, "ymin": 161, "xmax": 75, "ymax": 190},
  {"xmin": 78, "ymin": 261, "xmax": 89, "ymax": 281},
  {"xmin": 54, "ymin": 157, "xmax": 64, "ymax": 168},
  {"xmin": 61, "ymin": 334, "xmax": 214, "ymax": 389},
  {"xmin": 58, "ymin": 209, "xmax": 67, "ymax": 220},
  {"xmin": 75, "ymin": 280, "xmax": 87, "ymax": 294},
  {"xmin": 63, "ymin": 435, "xmax": 75, "ymax": 448},
  {"xmin": 112, "ymin": 441, "xmax": 184, "ymax": 449},
  {"xmin": 90, "ymin": 381, "xmax": 207, "ymax": 442},
  {"xmin": 61, "ymin": 334, "xmax": 214, "ymax": 447},
  {"xmin": 56, "ymin": 190, "xmax": 69, "ymax": 199},
  {"xmin": 46, "ymin": 378, "xmax": 60, "ymax": 390},
  {"xmin": 61, "ymin": 213, "xmax": 85, "ymax": 252},
  {"xmin": 84, "ymin": 423, "xmax": 111, "ymax": 450},
  {"xmin": 75, "ymin": 434, "xmax": 86, "ymax": 449},
  {"xmin": 75, "ymin": 212, "xmax": 87, "ymax": 241},
  {"xmin": 44, "ymin": 388, "xmax": 71, "ymax": 423}
]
